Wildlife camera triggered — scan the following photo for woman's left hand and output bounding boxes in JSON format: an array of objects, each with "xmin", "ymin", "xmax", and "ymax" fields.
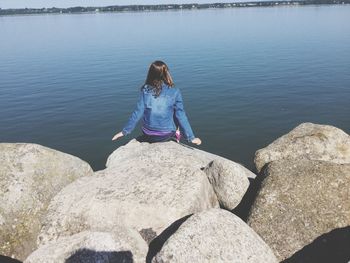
[{"xmin": 112, "ymin": 132, "xmax": 124, "ymax": 141}]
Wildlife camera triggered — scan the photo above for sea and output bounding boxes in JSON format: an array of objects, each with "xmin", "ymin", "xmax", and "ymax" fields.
[{"xmin": 1, "ymin": 5, "xmax": 349, "ymax": 171}]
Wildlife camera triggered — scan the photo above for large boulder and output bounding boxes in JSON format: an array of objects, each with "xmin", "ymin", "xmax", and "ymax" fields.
[
  {"xmin": 247, "ymin": 158, "xmax": 350, "ymax": 261},
  {"xmin": 38, "ymin": 142, "xmax": 221, "ymax": 245},
  {"xmin": 255, "ymin": 123, "xmax": 350, "ymax": 172},
  {"xmin": 25, "ymin": 228, "xmax": 148, "ymax": 263},
  {"xmin": 107, "ymin": 139, "xmax": 256, "ymax": 179},
  {"xmin": 38, "ymin": 140, "xmax": 253, "ymax": 245},
  {"xmin": 204, "ymin": 159, "xmax": 250, "ymax": 210},
  {"xmin": 0, "ymin": 143, "xmax": 93, "ymax": 260},
  {"xmin": 107, "ymin": 140, "xmax": 254, "ymax": 211},
  {"xmin": 152, "ymin": 208, "xmax": 278, "ymax": 263}
]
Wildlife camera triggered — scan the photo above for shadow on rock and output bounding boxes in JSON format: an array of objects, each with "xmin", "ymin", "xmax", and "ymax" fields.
[
  {"xmin": 282, "ymin": 226, "xmax": 350, "ymax": 263},
  {"xmin": 146, "ymin": 214, "xmax": 193, "ymax": 263},
  {"xmin": 0, "ymin": 255, "xmax": 22, "ymax": 263},
  {"xmin": 232, "ymin": 164, "xmax": 269, "ymax": 221},
  {"xmin": 65, "ymin": 249, "xmax": 133, "ymax": 263}
]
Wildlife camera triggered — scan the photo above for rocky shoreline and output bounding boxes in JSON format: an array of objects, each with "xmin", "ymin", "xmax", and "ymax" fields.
[{"xmin": 1, "ymin": 122, "xmax": 349, "ymax": 262}]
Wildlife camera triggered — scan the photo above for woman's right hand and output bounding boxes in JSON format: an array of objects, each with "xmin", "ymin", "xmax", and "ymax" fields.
[{"xmin": 191, "ymin": 138, "xmax": 202, "ymax": 145}]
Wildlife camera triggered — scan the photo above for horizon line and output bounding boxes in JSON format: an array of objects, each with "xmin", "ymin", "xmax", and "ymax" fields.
[{"xmin": 1, "ymin": 0, "xmax": 302, "ymax": 10}]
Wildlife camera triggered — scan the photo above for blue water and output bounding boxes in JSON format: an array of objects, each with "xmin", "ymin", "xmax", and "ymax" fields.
[{"xmin": 1, "ymin": 5, "xmax": 350, "ymax": 171}]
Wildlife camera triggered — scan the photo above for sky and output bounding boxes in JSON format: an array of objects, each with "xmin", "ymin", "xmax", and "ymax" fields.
[{"xmin": 0, "ymin": 0, "xmax": 255, "ymax": 9}]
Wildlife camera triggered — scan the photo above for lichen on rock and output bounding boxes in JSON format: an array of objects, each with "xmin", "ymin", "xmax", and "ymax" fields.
[
  {"xmin": 254, "ymin": 123, "xmax": 350, "ymax": 172},
  {"xmin": 0, "ymin": 143, "xmax": 93, "ymax": 260}
]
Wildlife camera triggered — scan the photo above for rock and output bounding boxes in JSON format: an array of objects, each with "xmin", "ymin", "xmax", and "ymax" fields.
[
  {"xmin": 0, "ymin": 143, "xmax": 93, "ymax": 261},
  {"xmin": 204, "ymin": 159, "xmax": 250, "ymax": 210},
  {"xmin": 38, "ymin": 141, "xmax": 221, "ymax": 245},
  {"xmin": 107, "ymin": 139, "xmax": 256, "ymax": 179},
  {"xmin": 0, "ymin": 255, "xmax": 22, "ymax": 263},
  {"xmin": 24, "ymin": 228, "xmax": 148, "ymax": 263},
  {"xmin": 152, "ymin": 208, "xmax": 278, "ymax": 263},
  {"xmin": 247, "ymin": 158, "xmax": 350, "ymax": 261},
  {"xmin": 255, "ymin": 123, "xmax": 350, "ymax": 172},
  {"xmin": 139, "ymin": 228, "xmax": 157, "ymax": 245}
]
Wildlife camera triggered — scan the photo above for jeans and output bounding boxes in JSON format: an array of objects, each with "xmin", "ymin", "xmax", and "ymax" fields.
[{"xmin": 136, "ymin": 131, "xmax": 176, "ymax": 143}]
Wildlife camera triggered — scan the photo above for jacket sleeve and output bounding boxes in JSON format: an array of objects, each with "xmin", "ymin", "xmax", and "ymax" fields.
[
  {"xmin": 174, "ymin": 89, "xmax": 195, "ymax": 142},
  {"xmin": 122, "ymin": 91, "xmax": 145, "ymax": 136}
]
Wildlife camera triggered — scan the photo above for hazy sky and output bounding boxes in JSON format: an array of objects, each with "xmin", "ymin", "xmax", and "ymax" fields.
[{"xmin": 0, "ymin": 0, "xmax": 253, "ymax": 9}]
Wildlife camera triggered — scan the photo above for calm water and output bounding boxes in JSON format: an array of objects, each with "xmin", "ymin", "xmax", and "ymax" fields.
[{"xmin": 1, "ymin": 6, "xmax": 350, "ymax": 171}]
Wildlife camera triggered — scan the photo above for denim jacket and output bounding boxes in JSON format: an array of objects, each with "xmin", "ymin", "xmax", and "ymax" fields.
[{"xmin": 122, "ymin": 84, "xmax": 195, "ymax": 141}]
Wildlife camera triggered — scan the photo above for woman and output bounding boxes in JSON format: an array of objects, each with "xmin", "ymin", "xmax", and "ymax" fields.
[{"xmin": 112, "ymin": 60, "xmax": 201, "ymax": 145}]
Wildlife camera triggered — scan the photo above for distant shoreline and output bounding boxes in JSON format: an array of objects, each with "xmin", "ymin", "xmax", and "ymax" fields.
[{"xmin": 1, "ymin": 0, "xmax": 349, "ymax": 16}]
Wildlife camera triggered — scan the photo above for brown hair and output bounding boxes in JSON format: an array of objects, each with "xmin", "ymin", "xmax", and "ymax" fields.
[{"xmin": 143, "ymin": 61, "xmax": 174, "ymax": 96}]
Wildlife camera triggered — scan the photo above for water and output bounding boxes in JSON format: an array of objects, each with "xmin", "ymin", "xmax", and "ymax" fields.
[{"xmin": 1, "ymin": 5, "xmax": 349, "ymax": 171}]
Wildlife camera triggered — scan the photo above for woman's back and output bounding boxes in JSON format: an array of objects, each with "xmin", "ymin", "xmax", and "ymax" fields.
[{"xmin": 142, "ymin": 84, "xmax": 178, "ymax": 132}]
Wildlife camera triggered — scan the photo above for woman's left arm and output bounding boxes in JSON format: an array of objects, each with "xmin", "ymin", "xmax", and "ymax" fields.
[{"xmin": 112, "ymin": 91, "xmax": 145, "ymax": 140}]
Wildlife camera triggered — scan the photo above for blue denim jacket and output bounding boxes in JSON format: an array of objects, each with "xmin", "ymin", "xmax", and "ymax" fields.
[{"xmin": 122, "ymin": 84, "xmax": 195, "ymax": 141}]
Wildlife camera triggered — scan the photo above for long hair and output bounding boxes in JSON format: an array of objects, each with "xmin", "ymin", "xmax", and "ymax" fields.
[{"xmin": 143, "ymin": 61, "xmax": 174, "ymax": 97}]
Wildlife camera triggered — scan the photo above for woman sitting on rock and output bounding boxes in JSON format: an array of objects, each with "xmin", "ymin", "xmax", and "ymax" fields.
[{"xmin": 112, "ymin": 60, "xmax": 201, "ymax": 145}]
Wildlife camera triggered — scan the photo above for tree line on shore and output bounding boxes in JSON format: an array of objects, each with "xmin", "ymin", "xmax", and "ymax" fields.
[{"xmin": 1, "ymin": 0, "xmax": 349, "ymax": 16}]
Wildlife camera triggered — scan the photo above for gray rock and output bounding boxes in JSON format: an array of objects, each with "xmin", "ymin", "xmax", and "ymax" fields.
[
  {"xmin": 204, "ymin": 159, "xmax": 251, "ymax": 210},
  {"xmin": 0, "ymin": 143, "xmax": 93, "ymax": 260},
  {"xmin": 153, "ymin": 208, "xmax": 278, "ymax": 263},
  {"xmin": 38, "ymin": 141, "xmax": 221, "ymax": 245},
  {"xmin": 255, "ymin": 123, "xmax": 350, "ymax": 172},
  {"xmin": 25, "ymin": 227, "xmax": 148, "ymax": 263},
  {"xmin": 107, "ymin": 139, "xmax": 256, "ymax": 179},
  {"xmin": 247, "ymin": 158, "xmax": 350, "ymax": 260}
]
